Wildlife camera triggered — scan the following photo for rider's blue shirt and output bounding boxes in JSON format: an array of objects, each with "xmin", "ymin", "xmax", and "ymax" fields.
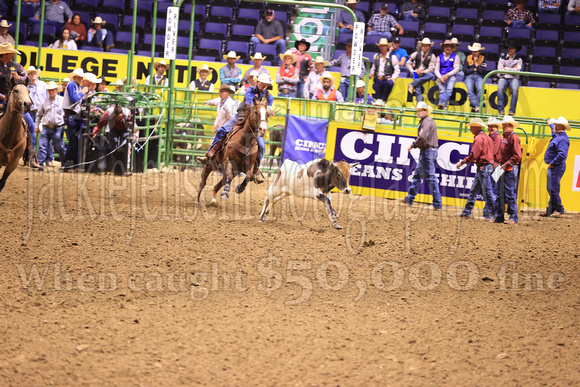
[{"xmin": 245, "ymin": 85, "xmax": 273, "ymax": 107}]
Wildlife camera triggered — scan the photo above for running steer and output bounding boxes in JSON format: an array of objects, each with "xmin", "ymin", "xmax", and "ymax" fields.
[{"xmin": 259, "ymin": 158, "xmax": 358, "ymax": 229}]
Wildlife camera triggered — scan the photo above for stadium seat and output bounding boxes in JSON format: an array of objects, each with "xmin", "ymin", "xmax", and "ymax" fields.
[
  {"xmin": 239, "ymin": 1, "xmax": 264, "ymax": 10},
  {"xmin": 329, "ymin": 66, "xmax": 341, "ymax": 73},
  {"xmin": 423, "ymin": 23, "xmax": 447, "ymax": 41},
  {"xmin": 197, "ymin": 38, "xmax": 222, "ymax": 58},
  {"xmin": 204, "ymin": 22, "xmax": 227, "ymax": 41},
  {"xmin": 429, "ymin": 0, "xmax": 456, "ymax": 7},
  {"xmin": 515, "ymin": 46, "xmax": 528, "ymax": 57},
  {"xmin": 336, "ymin": 33, "xmax": 353, "ymax": 50},
  {"xmin": 363, "ymin": 51, "xmax": 376, "ymax": 63},
  {"xmin": 28, "ymin": 24, "xmax": 57, "ymax": 42},
  {"xmin": 563, "ymin": 32, "xmax": 580, "ymax": 49},
  {"xmin": 114, "ymin": 31, "xmax": 135, "ymax": 50},
  {"xmin": 109, "ymin": 48, "xmax": 128, "ymax": 54},
  {"xmin": 194, "ymin": 5, "xmax": 207, "ymax": 21},
  {"xmin": 560, "ymin": 66, "xmax": 580, "ymax": 77},
  {"xmin": 398, "ymin": 20, "xmax": 419, "ymax": 38},
  {"xmin": 481, "ymin": 10, "xmax": 506, "ymax": 27},
  {"xmin": 530, "ymin": 64, "xmax": 554, "ymax": 74},
  {"xmin": 267, "ymin": 3, "xmax": 292, "ymax": 13},
  {"xmin": 537, "ymin": 13, "xmax": 562, "ymax": 30},
  {"xmin": 121, "ymin": 15, "xmax": 146, "ymax": 34},
  {"xmin": 129, "ymin": 0, "xmax": 153, "ymax": 17},
  {"xmin": 484, "ymin": 43, "xmax": 500, "ymax": 62},
  {"xmin": 535, "ymin": 30, "xmax": 559, "ymax": 47},
  {"xmin": 156, "ymin": 2, "xmax": 173, "ymax": 17},
  {"xmin": 485, "ymin": 0, "xmax": 509, "ymax": 12},
  {"xmin": 177, "ymin": 36, "xmax": 194, "ymax": 55},
  {"xmin": 237, "ymin": 8, "xmax": 261, "ymax": 26},
  {"xmin": 452, "ymin": 25, "xmax": 474, "ymax": 42},
  {"xmin": 532, "ymin": 46, "xmax": 556, "ymax": 64},
  {"xmin": 254, "ymin": 44, "xmax": 278, "ymax": 62},
  {"xmin": 558, "ymin": 83, "xmax": 580, "ymax": 89},
  {"xmin": 457, "ymin": 0, "xmax": 481, "ymax": 9},
  {"xmin": 527, "ymin": 81, "xmax": 551, "ymax": 88},
  {"xmin": 457, "ymin": 41, "xmax": 470, "ymax": 53},
  {"xmin": 72, "ymin": 0, "xmax": 98, "ymax": 12},
  {"xmin": 226, "ymin": 41, "xmax": 250, "ymax": 61},
  {"xmin": 479, "ymin": 26, "xmax": 503, "ymax": 44},
  {"xmin": 143, "ymin": 34, "xmax": 164, "ymax": 53},
  {"xmin": 194, "ymin": 55, "xmax": 217, "ymax": 63},
  {"xmin": 231, "ymin": 24, "xmax": 254, "ymax": 41},
  {"xmin": 13, "ymin": 5, "xmax": 36, "ymax": 19},
  {"xmin": 364, "ymin": 35, "xmax": 383, "ymax": 53},
  {"xmin": 99, "ymin": 14, "xmax": 118, "ymax": 35},
  {"xmin": 430, "ymin": 39, "xmax": 444, "ymax": 56},
  {"xmin": 565, "ymin": 14, "xmax": 580, "ymax": 31},
  {"xmin": 274, "ymin": 11, "xmax": 288, "ymax": 31},
  {"xmin": 561, "ymin": 48, "xmax": 580, "ymax": 66},
  {"xmin": 7, "ymin": 22, "xmax": 26, "ymax": 44},
  {"xmin": 82, "ymin": 46, "xmax": 104, "ymax": 52},
  {"xmin": 24, "ymin": 41, "xmax": 48, "ymax": 47},
  {"xmin": 454, "ymin": 8, "xmax": 479, "ymax": 25},
  {"xmin": 507, "ymin": 28, "xmax": 531, "ymax": 45},
  {"xmin": 399, "ymin": 37, "xmax": 416, "ymax": 53},
  {"xmin": 355, "ymin": 1, "xmax": 370, "ymax": 20},
  {"xmin": 426, "ymin": 7, "xmax": 451, "ymax": 24},
  {"xmin": 209, "ymin": 6, "xmax": 233, "ymax": 24},
  {"xmin": 101, "ymin": 0, "xmax": 124, "ymax": 15}
]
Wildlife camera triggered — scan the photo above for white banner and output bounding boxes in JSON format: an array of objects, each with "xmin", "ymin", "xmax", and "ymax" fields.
[
  {"xmin": 164, "ymin": 7, "xmax": 179, "ymax": 60},
  {"xmin": 350, "ymin": 22, "xmax": 365, "ymax": 76}
]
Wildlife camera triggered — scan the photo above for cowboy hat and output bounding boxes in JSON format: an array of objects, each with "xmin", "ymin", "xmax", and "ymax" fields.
[
  {"xmin": 346, "ymin": 0, "xmax": 358, "ymax": 4},
  {"xmin": 154, "ymin": 59, "xmax": 168, "ymax": 69},
  {"xmin": 223, "ymin": 51, "xmax": 241, "ymax": 61},
  {"xmin": 450, "ymin": 37, "xmax": 461, "ymax": 47},
  {"xmin": 249, "ymin": 70, "xmax": 259, "ymax": 77},
  {"xmin": 345, "ymin": 38, "xmax": 353, "ymax": 46},
  {"xmin": 0, "ymin": 42, "xmax": 20, "ymax": 55},
  {"xmin": 502, "ymin": 115, "xmax": 519, "ymax": 128},
  {"xmin": 504, "ymin": 39, "xmax": 522, "ymax": 52},
  {"xmin": 419, "ymin": 37, "xmax": 434, "ymax": 46},
  {"xmin": 83, "ymin": 72, "xmax": 102, "ymax": 84},
  {"xmin": 376, "ymin": 38, "xmax": 391, "ymax": 47},
  {"xmin": 356, "ymin": 79, "xmax": 366, "ymax": 88},
  {"xmin": 373, "ymin": 99, "xmax": 385, "ymax": 106},
  {"xmin": 250, "ymin": 52, "xmax": 266, "ymax": 61},
  {"xmin": 62, "ymin": 77, "xmax": 71, "ymax": 82},
  {"xmin": 416, "ymin": 101, "xmax": 433, "ymax": 114},
  {"xmin": 467, "ymin": 117, "xmax": 488, "ymax": 129},
  {"xmin": 219, "ymin": 84, "xmax": 235, "ymax": 93},
  {"xmin": 294, "ymin": 38, "xmax": 311, "ymax": 51},
  {"xmin": 319, "ymin": 71, "xmax": 334, "ymax": 83},
  {"xmin": 553, "ymin": 116, "xmax": 571, "ymax": 131},
  {"xmin": 122, "ymin": 77, "xmax": 138, "ymax": 86},
  {"xmin": 487, "ymin": 117, "xmax": 502, "ymax": 127},
  {"xmin": 110, "ymin": 78, "xmax": 123, "ymax": 86},
  {"xmin": 257, "ymin": 73, "xmax": 272, "ymax": 84},
  {"xmin": 468, "ymin": 42, "xmax": 485, "ymax": 52},
  {"xmin": 198, "ymin": 64, "xmax": 210, "ymax": 72},
  {"xmin": 0, "ymin": 20, "xmax": 12, "ymax": 28},
  {"xmin": 279, "ymin": 50, "xmax": 297, "ymax": 63},
  {"xmin": 440, "ymin": 39, "xmax": 454, "ymax": 48},
  {"xmin": 69, "ymin": 68, "xmax": 84, "ymax": 79},
  {"xmin": 313, "ymin": 56, "xmax": 329, "ymax": 66},
  {"xmin": 91, "ymin": 16, "xmax": 106, "ymax": 25},
  {"xmin": 45, "ymin": 81, "xmax": 62, "ymax": 91},
  {"xmin": 26, "ymin": 66, "xmax": 40, "ymax": 75}
]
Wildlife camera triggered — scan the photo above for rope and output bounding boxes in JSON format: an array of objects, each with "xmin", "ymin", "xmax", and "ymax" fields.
[
  {"xmin": 135, "ymin": 108, "xmax": 165, "ymax": 152},
  {"xmin": 61, "ymin": 138, "xmax": 128, "ymax": 170}
]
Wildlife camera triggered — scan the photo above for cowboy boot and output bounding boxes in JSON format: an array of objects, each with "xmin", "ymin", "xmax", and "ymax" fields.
[{"xmin": 253, "ymin": 166, "xmax": 265, "ymax": 184}]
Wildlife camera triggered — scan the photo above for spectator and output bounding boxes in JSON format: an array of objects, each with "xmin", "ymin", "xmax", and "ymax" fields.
[
  {"xmin": 190, "ymin": 64, "xmax": 214, "ymax": 92},
  {"xmin": 354, "ymin": 79, "xmax": 375, "ymax": 105},
  {"xmin": 276, "ymin": 50, "xmax": 299, "ymax": 98},
  {"xmin": 60, "ymin": 77, "xmax": 70, "ymax": 96},
  {"xmin": 250, "ymin": 9, "xmax": 285, "ymax": 66},
  {"xmin": 292, "ymin": 39, "xmax": 313, "ymax": 100},
  {"xmin": 390, "ymin": 36, "xmax": 408, "ymax": 66},
  {"xmin": 87, "ymin": 16, "xmax": 114, "ymax": 52},
  {"xmin": 110, "ymin": 79, "xmax": 123, "ymax": 92},
  {"xmin": 540, "ymin": 116, "xmax": 571, "ymax": 218},
  {"xmin": 401, "ymin": 101, "xmax": 442, "ymax": 210},
  {"xmin": 434, "ymin": 39, "xmax": 459, "ymax": 110},
  {"xmin": 242, "ymin": 53, "xmax": 269, "ymax": 86},
  {"xmin": 146, "ymin": 59, "xmax": 169, "ymax": 86},
  {"xmin": 566, "ymin": 0, "xmax": 580, "ymax": 23},
  {"xmin": 61, "ymin": 68, "xmax": 89, "ymax": 170},
  {"xmin": 34, "ymin": 81, "xmax": 65, "ymax": 172},
  {"xmin": 368, "ymin": 3, "xmax": 404, "ymax": 40},
  {"xmin": 463, "ymin": 42, "xmax": 487, "ymax": 113},
  {"xmin": 312, "ymin": 72, "xmax": 344, "ymax": 102},
  {"xmin": 451, "ymin": 38, "xmax": 465, "ymax": 78},
  {"xmin": 205, "ymin": 84, "xmax": 238, "ymax": 133},
  {"xmin": 64, "ymin": 13, "xmax": 87, "ymax": 47},
  {"xmin": 494, "ymin": 115, "xmax": 522, "ymax": 224},
  {"xmin": 26, "ymin": 66, "xmax": 48, "ymax": 124},
  {"xmin": 497, "ymin": 40, "xmax": 523, "ymax": 116},
  {"xmin": 483, "ymin": 117, "xmax": 503, "ymax": 220},
  {"xmin": 220, "ymin": 51, "xmax": 242, "ymax": 90},
  {"xmin": 538, "ymin": 0, "xmax": 561, "ymax": 14},
  {"xmin": 33, "ymin": 0, "xmax": 73, "ymax": 27},
  {"xmin": 304, "ymin": 56, "xmax": 327, "ymax": 99},
  {"xmin": 456, "ymin": 118, "xmax": 496, "ymax": 220},
  {"xmin": 370, "ymin": 38, "xmax": 400, "ymax": 102},
  {"xmin": 240, "ymin": 70, "xmax": 259, "ymax": 94},
  {"xmin": 0, "ymin": 20, "xmax": 14, "ymax": 45},
  {"xmin": 505, "ymin": 0, "xmax": 535, "ymax": 29},
  {"xmin": 400, "ymin": 0, "xmax": 426, "ymax": 22},
  {"xmin": 328, "ymin": 39, "xmax": 366, "ymax": 101},
  {"xmin": 49, "ymin": 28, "xmax": 77, "ymax": 50},
  {"xmin": 407, "ymin": 37, "xmax": 437, "ymax": 102},
  {"xmin": 338, "ymin": 0, "xmax": 365, "ymax": 34}
]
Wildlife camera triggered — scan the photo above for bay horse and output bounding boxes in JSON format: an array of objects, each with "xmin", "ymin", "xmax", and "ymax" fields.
[
  {"xmin": 0, "ymin": 76, "xmax": 32, "ymax": 192},
  {"xmin": 197, "ymin": 98, "xmax": 269, "ymax": 206}
]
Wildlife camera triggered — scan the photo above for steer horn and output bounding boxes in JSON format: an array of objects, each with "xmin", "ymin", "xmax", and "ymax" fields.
[{"xmin": 349, "ymin": 162, "xmax": 361, "ymax": 168}]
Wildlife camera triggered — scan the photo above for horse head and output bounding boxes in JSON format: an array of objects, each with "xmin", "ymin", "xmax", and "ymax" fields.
[
  {"xmin": 8, "ymin": 78, "xmax": 32, "ymax": 114},
  {"xmin": 250, "ymin": 97, "xmax": 269, "ymax": 137}
]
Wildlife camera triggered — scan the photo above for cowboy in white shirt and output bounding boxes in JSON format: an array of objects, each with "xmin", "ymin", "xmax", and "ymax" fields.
[
  {"xmin": 205, "ymin": 84, "xmax": 238, "ymax": 133},
  {"xmin": 26, "ymin": 66, "xmax": 48, "ymax": 123},
  {"xmin": 303, "ymin": 56, "xmax": 328, "ymax": 99}
]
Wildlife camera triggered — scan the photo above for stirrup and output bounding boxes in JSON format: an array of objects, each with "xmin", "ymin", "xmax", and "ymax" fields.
[
  {"xmin": 253, "ymin": 168, "xmax": 265, "ymax": 184},
  {"xmin": 195, "ymin": 156, "xmax": 209, "ymax": 165}
]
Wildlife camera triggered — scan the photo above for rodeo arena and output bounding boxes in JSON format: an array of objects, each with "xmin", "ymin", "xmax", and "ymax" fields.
[{"xmin": 1, "ymin": 0, "xmax": 580, "ymax": 384}]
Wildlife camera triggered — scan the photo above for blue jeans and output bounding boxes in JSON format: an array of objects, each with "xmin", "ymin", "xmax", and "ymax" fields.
[
  {"xmin": 339, "ymin": 27, "xmax": 353, "ymax": 34},
  {"xmin": 546, "ymin": 163, "xmax": 566, "ymax": 215},
  {"xmin": 497, "ymin": 78, "xmax": 520, "ymax": 114},
  {"xmin": 250, "ymin": 37, "xmax": 286, "ymax": 65},
  {"xmin": 495, "ymin": 165, "xmax": 519, "ymax": 223},
  {"xmin": 367, "ymin": 30, "xmax": 393, "ymax": 40},
  {"xmin": 405, "ymin": 148, "xmax": 442, "ymax": 208},
  {"xmin": 209, "ymin": 116, "xmax": 265, "ymax": 165},
  {"xmin": 410, "ymin": 72, "xmax": 436, "ymax": 102},
  {"xmin": 62, "ymin": 114, "xmax": 83, "ymax": 167},
  {"xmin": 37, "ymin": 126, "xmax": 65, "ymax": 166},
  {"xmin": 437, "ymin": 75, "xmax": 456, "ymax": 106},
  {"xmin": 339, "ymin": 78, "xmax": 349, "ymax": 101},
  {"xmin": 464, "ymin": 73, "xmax": 483, "ymax": 108},
  {"xmin": 510, "ymin": 20, "xmax": 532, "ymax": 29},
  {"xmin": 483, "ymin": 175, "xmax": 497, "ymax": 219},
  {"xmin": 462, "ymin": 164, "xmax": 496, "ymax": 219},
  {"xmin": 296, "ymin": 79, "xmax": 305, "ymax": 100},
  {"xmin": 402, "ymin": 14, "xmax": 420, "ymax": 22},
  {"xmin": 373, "ymin": 78, "xmax": 395, "ymax": 101}
]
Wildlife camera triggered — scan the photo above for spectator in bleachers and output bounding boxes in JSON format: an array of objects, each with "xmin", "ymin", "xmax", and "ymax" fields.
[
  {"xmin": 60, "ymin": 78, "xmax": 69, "ymax": 96},
  {"xmin": 497, "ymin": 40, "xmax": 523, "ymax": 116},
  {"xmin": 33, "ymin": 0, "xmax": 73, "ymax": 27},
  {"xmin": 355, "ymin": 79, "xmax": 375, "ymax": 105},
  {"xmin": 538, "ymin": 0, "xmax": 561, "ymax": 14},
  {"xmin": 26, "ymin": 66, "xmax": 48, "ymax": 124},
  {"xmin": 390, "ymin": 37, "xmax": 408, "ymax": 66},
  {"xmin": 451, "ymin": 38, "xmax": 465, "ymax": 79},
  {"xmin": 276, "ymin": 50, "xmax": 299, "ymax": 97},
  {"xmin": 312, "ymin": 72, "xmax": 344, "ymax": 102},
  {"xmin": 242, "ymin": 53, "xmax": 269, "ymax": 86},
  {"xmin": 463, "ymin": 42, "xmax": 488, "ymax": 113},
  {"xmin": 338, "ymin": 0, "xmax": 366, "ymax": 34},
  {"xmin": 328, "ymin": 39, "xmax": 366, "ymax": 101},
  {"xmin": 0, "ymin": 20, "xmax": 14, "ymax": 45},
  {"xmin": 110, "ymin": 79, "xmax": 123, "ymax": 92},
  {"xmin": 205, "ymin": 85, "xmax": 238, "ymax": 134},
  {"xmin": 220, "ymin": 51, "xmax": 242, "ymax": 90},
  {"xmin": 504, "ymin": 0, "xmax": 536, "ymax": 30},
  {"xmin": 190, "ymin": 64, "xmax": 214, "ymax": 92},
  {"xmin": 368, "ymin": 3, "xmax": 404, "ymax": 40},
  {"xmin": 146, "ymin": 59, "xmax": 169, "ymax": 87},
  {"xmin": 407, "ymin": 38, "xmax": 437, "ymax": 103},
  {"xmin": 304, "ymin": 56, "xmax": 327, "ymax": 99},
  {"xmin": 35, "ymin": 81, "xmax": 65, "ymax": 172},
  {"xmin": 250, "ymin": 9, "xmax": 286, "ymax": 66},
  {"xmin": 292, "ymin": 39, "xmax": 313, "ymax": 100},
  {"xmin": 65, "ymin": 14, "xmax": 87, "ymax": 47},
  {"xmin": 566, "ymin": 0, "xmax": 580, "ymax": 23},
  {"xmin": 370, "ymin": 38, "xmax": 400, "ymax": 103},
  {"xmin": 49, "ymin": 28, "xmax": 77, "ymax": 50},
  {"xmin": 435, "ymin": 40, "xmax": 459, "ymax": 110},
  {"xmin": 87, "ymin": 16, "xmax": 114, "ymax": 52},
  {"xmin": 240, "ymin": 70, "xmax": 259, "ymax": 94},
  {"xmin": 400, "ymin": 0, "xmax": 426, "ymax": 22}
]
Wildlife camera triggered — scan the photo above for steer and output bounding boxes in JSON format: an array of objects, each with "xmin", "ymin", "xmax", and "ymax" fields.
[{"xmin": 259, "ymin": 158, "xmax": 357, "ymax": 229}]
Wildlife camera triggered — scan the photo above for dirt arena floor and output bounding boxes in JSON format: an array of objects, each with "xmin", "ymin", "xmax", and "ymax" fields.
[{"xmin": 0, "ymin": 165, "xmax": 578, "ymax": 386}]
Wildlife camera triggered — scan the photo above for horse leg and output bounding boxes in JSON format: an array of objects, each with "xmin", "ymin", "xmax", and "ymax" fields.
[
  {"xmin": 196, "ymin": 164, "xmax": 212, "ymax": 204},
  {"xmin": 220, "ymin": 160, "xmax": 233, "ymax": 199},
  {"xmin": 235, "ymin": 177, "xmax": 250, "ymax": 194},
  {"xmin": 0, "ymin": 160, "xmax": 19, "ymax": 193},
  {"xmin": 211, "ymin": 175, "xmax": 226, "ymax": 207}
]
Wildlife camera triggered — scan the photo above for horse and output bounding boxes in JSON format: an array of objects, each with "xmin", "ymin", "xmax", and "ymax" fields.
[
  {"xmin": 197, "ymin": 98, "xmax": 269, "ymax": 206},
  {"xmin": 0, "ymin": 76, "xmax": 32, "ymax": 193}
]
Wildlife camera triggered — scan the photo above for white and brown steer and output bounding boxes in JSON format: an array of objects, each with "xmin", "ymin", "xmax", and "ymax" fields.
[{"xmin": 259, "ymin": 158, "xmax": 357, "ymax": 229}]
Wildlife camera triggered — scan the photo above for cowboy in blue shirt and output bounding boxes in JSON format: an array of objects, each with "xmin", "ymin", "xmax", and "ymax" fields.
[{"xmin": 540, "ymin": 116, "xmax": 571, "ymax": 218}]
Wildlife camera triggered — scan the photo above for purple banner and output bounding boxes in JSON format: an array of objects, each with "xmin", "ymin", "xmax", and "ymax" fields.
[{"xmin": 282, "ymin": 116, "xmax": 329, "ymax": 164}]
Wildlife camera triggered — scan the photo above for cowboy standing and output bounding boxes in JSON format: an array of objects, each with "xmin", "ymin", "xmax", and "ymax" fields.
[
  {"xmin": 293, "ymin": 39, "xmax": 313, "ymax": 100},
  {"xmin": 26, "ymin": 66, "xmax": 48, "ymax": 124},
  {"xmin": 370, "ymin": 38, "xmax": 400, "ymax": 102},
  {"xmin": 87, "ymin": 16, "xmax": 114, "ymax": 52},
  {"xmin": 402, "ymin": 102, "xmax": 442, "ymax": 209},
  {"xmin": 494, "ymin": 116, "xmax": 522, "ymax": 224},
  {"xmin": 61, "ymin": 68, "xmax": 89, "ymax": 169},
  {"xmin": 276, "ymin": 50, "xmax": 299, "ymax": 98},
  {"xmin": 312, "ymin": 72, "xmax": 344, "ymax": 102},
  {"xmin": 304, "ymin": 56, "xmax": 327, "ymax": 99},
  {"xmin": 205, "ymin": 85, "xmax": 238, "ymax": 133},
  {"xmin": 190, "ymin": 64, "xmax": 214, "ymax": 92},
  {"xmin": 34, "ymin": 81, "xmax": 66, "ymax": 171},
  {"xmin": 483, "ymin": 117, "xmax": 503, "ymax": 219},
  {"xmin": 497, "ymin": 40, "xmax": 523, "ymax": 116},
  {"xmin": 457, "ymin": 118, "xmax": 496, "ymax": 220},
  {"xmin": 540, "ymin": 117, "xmax": 571, "ymax": 218},
  {"xmin": 146, "ymin": 59, "xmax": 169, "ymax": 87},
  {"xmin": 328, "ymin": 39, "xmax": 366, "ymax": 101},
  {"xmin": 407, "ymin": 37, "xmax": 437, "ymax": 102},
  {"xmin": 435, "ymin": 39, "xmax": 459, "ymax": 110},
  {"xmin": 463, "ymin": 42, "xmax": 487, "ymax": 113},
  {"xmin": 242, "ymin": 53, "xmax": 269, "ymax": 86}
]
